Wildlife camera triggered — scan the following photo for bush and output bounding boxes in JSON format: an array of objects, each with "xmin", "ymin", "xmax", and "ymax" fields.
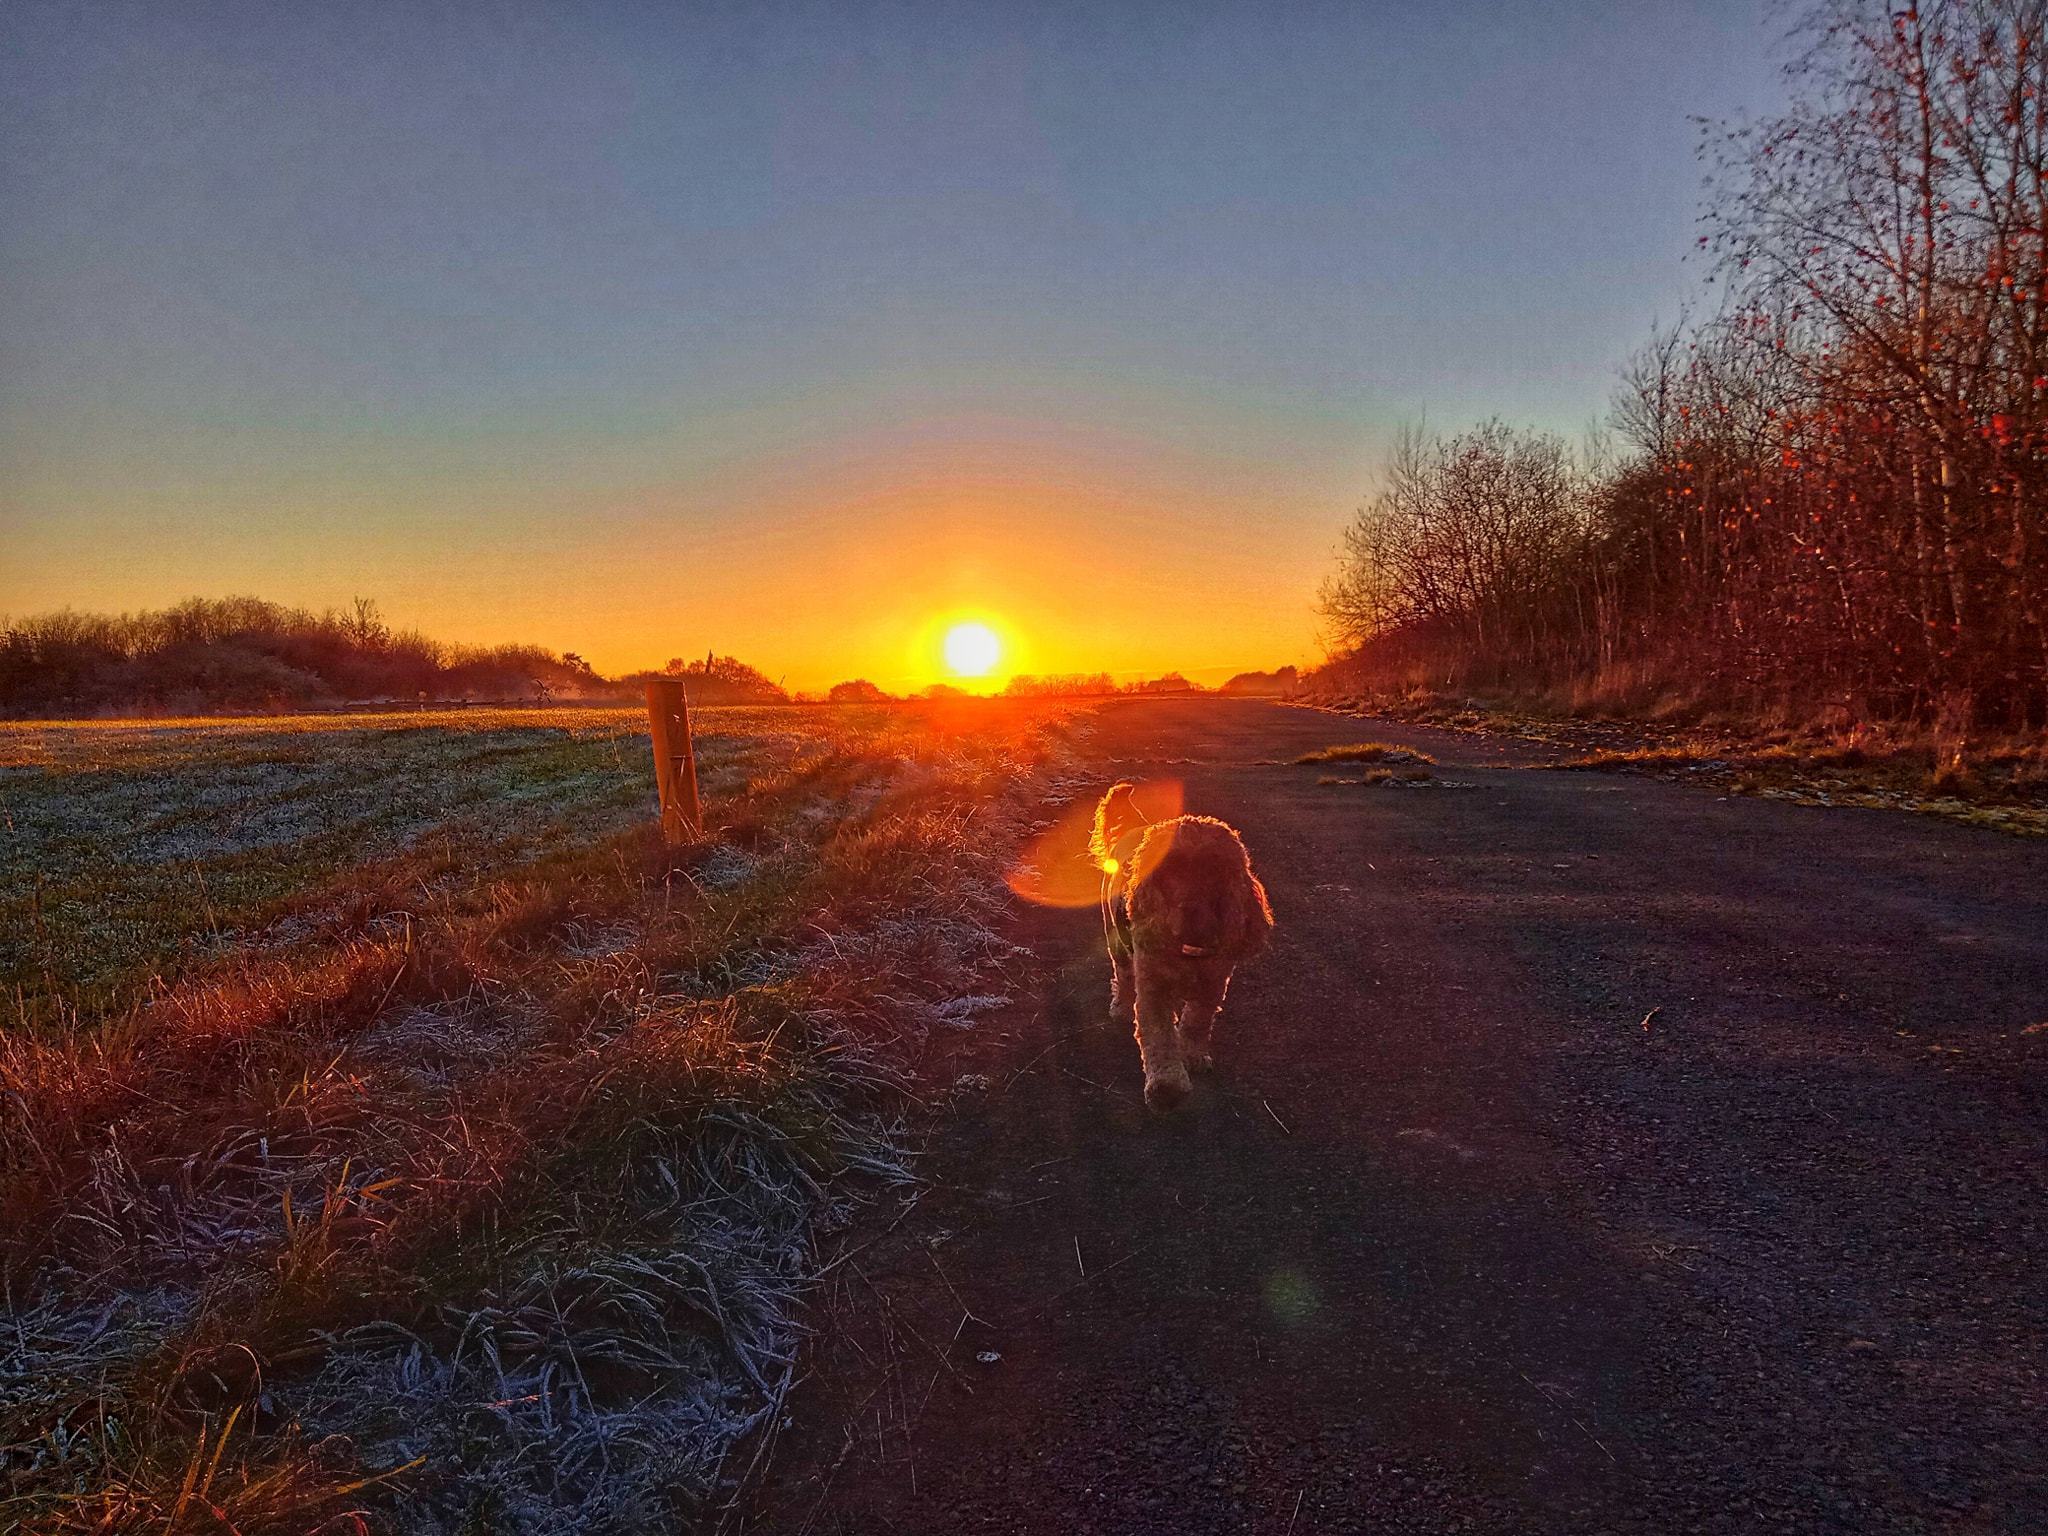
[{"xmin": 0, "ymin": 598, "xmax": 773, "ymax": 717}]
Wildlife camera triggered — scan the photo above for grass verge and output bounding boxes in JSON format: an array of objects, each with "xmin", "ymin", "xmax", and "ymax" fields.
[
  {"xmin": 1301, "ymin": 689, "xmax": 2047, "ymax": 835},
  {"xmin": 0, "ymin": 700, "xmax": 1080, "ymax": 1533}
]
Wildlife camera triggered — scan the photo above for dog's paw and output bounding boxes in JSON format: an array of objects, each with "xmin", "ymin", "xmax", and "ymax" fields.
[
  {"xmin": 1143, "ymin": 1072, "xmax": 1192, "ymax": 1113},
  {"xmin": 1184, "ymin": 1049, "xmax": 1215, "ymax": 1074}
]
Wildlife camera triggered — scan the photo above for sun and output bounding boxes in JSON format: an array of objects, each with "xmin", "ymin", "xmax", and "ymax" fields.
[{"xmin": 942, "ymin": 620, "xmax": 1002, "ymax": 679}]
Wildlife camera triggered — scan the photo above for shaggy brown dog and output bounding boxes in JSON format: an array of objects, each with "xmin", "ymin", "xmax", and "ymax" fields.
[{"xmin": 1092, "ymin": 782, "xmax": 1273, "ymax": 1111}]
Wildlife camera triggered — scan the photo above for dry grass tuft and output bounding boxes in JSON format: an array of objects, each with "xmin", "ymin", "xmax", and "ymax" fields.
[
  {"xmin": 1316, "ymin": 766, "xmax": 1436, "ymax": 787},
  {"xmin": 1293, "ymin": 741, "xmax": 1437, "ymax": 767},
  {"xmin": 1551, "ymin": 735, "xmax": 2048, "ymax": 833}
]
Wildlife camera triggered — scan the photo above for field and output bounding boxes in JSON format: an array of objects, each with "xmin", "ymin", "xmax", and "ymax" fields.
[{"xmin": 0, "ymin": 701, "xmax": 1082, "ymax": 1533}]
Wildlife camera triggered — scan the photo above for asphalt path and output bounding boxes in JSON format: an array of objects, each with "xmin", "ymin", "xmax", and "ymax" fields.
[{"xmin": 750, "ymin": 698, "xmax": 2048, "ymax": 1535}]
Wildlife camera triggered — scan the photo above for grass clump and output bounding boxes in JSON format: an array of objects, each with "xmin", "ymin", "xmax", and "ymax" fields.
[
  {"xmin": 1298, "ymin": 686, "xmax": 2046, "ymax": 835},
  {"xmin": 1315, "ymin": 766, "xmax": 1436, "ymax": 787},
  {"xmin": 1293, "ymin": 741, "xmax": 1436, "ymax": 767}
]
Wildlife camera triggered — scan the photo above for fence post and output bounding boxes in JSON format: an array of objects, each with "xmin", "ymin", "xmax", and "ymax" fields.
[{"xmin": 644, "ymin": 678, "xmax": 702, "ymax": 842}]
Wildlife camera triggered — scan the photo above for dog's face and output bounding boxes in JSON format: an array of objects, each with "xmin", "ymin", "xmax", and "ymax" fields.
[{"xmin": 1126, "ymin": 819, "xmax": 1272, "ymax": 962}]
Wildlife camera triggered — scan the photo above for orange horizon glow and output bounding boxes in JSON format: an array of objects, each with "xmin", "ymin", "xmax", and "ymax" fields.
[{"xmin": 1, "ymin": 420, "xmax": 1336, "ymax": 694}]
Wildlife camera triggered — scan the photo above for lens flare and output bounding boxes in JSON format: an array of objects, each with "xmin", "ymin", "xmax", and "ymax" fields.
[{"xmin": 1006, "ymin": 779, "xmax": 1184, "ymax": 909}]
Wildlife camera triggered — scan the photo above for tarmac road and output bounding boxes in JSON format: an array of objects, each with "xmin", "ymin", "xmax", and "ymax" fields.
[{"xmin": 749, "ymin": 697, "xmax": 2048, "ymax": 1535}]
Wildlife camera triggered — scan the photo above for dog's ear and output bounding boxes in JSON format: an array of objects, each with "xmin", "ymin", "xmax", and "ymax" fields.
[{"xmin": 1090, "ymin": 781, "xmax": 1145, "ymax": 868}]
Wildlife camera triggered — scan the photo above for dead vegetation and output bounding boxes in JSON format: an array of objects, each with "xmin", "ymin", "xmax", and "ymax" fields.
[
  {"xmin": 1550, "ymin": 736, "xmax": 2048, "ymax": 835},
  {"xmin": 1314, "ymin": 766, "xmax": 1437, "ymax": 788},
  {"xmin": 1292, "ymin": 742, "xmax": 1436, "ymax": 767},
  {"xmin": 1315, "ymin": 6, "xmax": 2048, "ymax": 735},
  {"xmin": 1305, "ymin": 686, "xmax": 2048, "ymax": 834},
  {"xmin": 0, "ymin": 700, "xmax": 1077, "ymax": 1532}
]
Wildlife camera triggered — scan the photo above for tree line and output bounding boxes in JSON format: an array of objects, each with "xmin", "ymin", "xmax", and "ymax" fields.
[
  {"xmin": 0, "ymin": 596, "xmax": 1272, "ymax": 716},
  {"xmin": 0, "ymin": 597, "xmax": 794, "ymax": 716},
  {"xmin": 1319, "ymin": 0, "xmax": 2048, "ymax": 730}
]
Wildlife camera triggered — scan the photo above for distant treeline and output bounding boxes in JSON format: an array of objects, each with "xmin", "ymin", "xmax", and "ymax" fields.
[
  {"xmin": 828, "ymin": 669, "xmax": 1292, "ymax": 702},
  {"xmin": 0, "ymin": 596, "xmax": 1292, "ymax": 717},
  {"xmin": 1317, "ymin": 0, "xmax": 2048, "ymax": 731},
  {"xmin": 0, "ymin": 597, "xmax": 794, "ymax": 717}
]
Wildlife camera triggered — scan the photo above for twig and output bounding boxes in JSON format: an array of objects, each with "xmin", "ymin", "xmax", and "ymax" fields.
[
  {"xmin": 1576, "ymin": 1418, "xmax": 1617, "ymax": 1463},
  {"xmin": 1073, "ymin": 1235, "xmax": 1086, "ymax": 1277},
  {"xmin": 927, "ymin": 1251, "xmax": 990, "ymax": 1327},
  {"xmin": 815, "ymin": 1233, "xmax": 884, "ymax": 1278},
  {"xmin": 1286, "ymin": 1488, "xmax": 1305, "ymax": 1534},
  {"xmin": 1262, "ymin": 1098, "xmax": 1292, "ymax": 1136},
  {"xmin": 1037, "ymin": 1239, "xmax": 1152, "ymax": 1312},
  {"xmin": 1005, "ymin": 1028, "xmax": 1093, "ymax": 1087},
  {"xmin": 1519, "ymin": 1370, "xmax": 1617, "ymax": 1464},
  {"xmin": 863, "ymin": 1266, "xmax": 972, "ymax": 1390},
  {"xmin": 882, "ymin": 1189, "xmax": 927, "ymax": 1234},
  {"xmin": 1639, "ymin": 1006, "xmax": 1662, "ymax": 1032},
  {"xmin": 899, "ymin": 1352, "xmax": 918, "ymax": 1495}
]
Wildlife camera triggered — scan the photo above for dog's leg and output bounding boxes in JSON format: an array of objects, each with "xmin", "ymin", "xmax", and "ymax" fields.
[
  {"xmin": 1133, "ymin": 954, "xmax": 1191, "ymax": 1112},
  {"xmin": 1104, "ymin": 887, "xmax": 1135, "ymax": 1026},
  {"xmin": 1111, "ymin": 952, "xmax": 1135, "ymax": 1026},
  {"xmin": 1110, "ymin": 939, "xmax": 1136, "ymax": 1025},
  {"xmin": 1176, "ymin": 969, "xmax": 1231, "ymax": 1073}
]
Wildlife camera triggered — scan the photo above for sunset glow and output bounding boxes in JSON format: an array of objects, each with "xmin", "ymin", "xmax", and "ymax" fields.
[
  {"xmin": 942, "ymin": 621, "xmax": 1002, "ymax": 680},
  {"xmin": 14, "ymin": 6, "xmax": 2012, "ymax": 1532},
  {"xmin": 0, "ymin": 6, "xmax": 1781, "ymax": 693}
]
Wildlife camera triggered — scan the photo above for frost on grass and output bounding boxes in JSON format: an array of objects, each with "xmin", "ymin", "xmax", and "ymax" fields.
[
  {"xmin": 296, "ymin": 1114, "xmax": 884, "ymax": 1536},
  {"xmin": 0, "ymin": 697, "xmax": 1082, "ymax": 1532},
  {"xmin": 0, "ymin": 1288, "xmax": 190, "ymax": 1485},
  {"xmin": 0, "ymin": 707, "xmax": 779, "ymax": 1016},
  {"xmin": 931, "ymin": 994, "xmax": 1012, "ymax": 1028}
]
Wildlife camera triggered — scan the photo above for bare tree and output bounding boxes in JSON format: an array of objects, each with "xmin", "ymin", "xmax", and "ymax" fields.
[
  {"xmin": 1321, "ymin": 421, "xmax": 1594, "ymax": 681},
  {"xmin": 1319, "ymin": 2, "xmax": 2048, "ymax": 727}
]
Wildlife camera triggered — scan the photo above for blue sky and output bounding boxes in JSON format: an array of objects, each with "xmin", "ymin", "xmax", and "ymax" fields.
[{"xmin": 0, "ymin": 0, "xmax": 1786, "ymax": 684}]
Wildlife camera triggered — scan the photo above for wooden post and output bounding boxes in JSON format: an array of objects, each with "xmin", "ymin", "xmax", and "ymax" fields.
[{"xmin": 645, "ymin": 678, "xmax": 702, "ymax": 842}]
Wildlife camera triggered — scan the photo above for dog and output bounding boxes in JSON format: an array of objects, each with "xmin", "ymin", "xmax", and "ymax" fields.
[{"xmin": 1092, "ymin": 782, "xmax": 1273, "ymax": 1111}]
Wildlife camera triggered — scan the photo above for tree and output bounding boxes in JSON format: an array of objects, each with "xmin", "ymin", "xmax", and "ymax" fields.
[
  {"xmin": 1696, "ymin": 0, "xmax": 2048, "ymax": 720},
  {"xmin": 1320, "ymin": 421, "xmax": 1593, "ymax": 681},
  {"xmin": 1313, "ymin": 3, "xmax": 2048, "ymax": 727},
  {"xmin": 659, "ymin": 653, "xmax": 790, "ymax": 704},
  {"xmin": 827, "ymin": 678, "xmax": 891, "ymax": 702},
  {"xmin": 345, "ymin": 596, "xmax": 390, "ymax": 651}
]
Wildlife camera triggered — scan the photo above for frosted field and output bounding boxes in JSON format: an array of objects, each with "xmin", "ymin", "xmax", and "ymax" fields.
[
  {"xmin": 0, "ymin": 703, "xmax": 1031, "ymax": 1020},
  {"xmin": 0, "ymin": 698, "xmax": 1079, "ymax": 1532}
]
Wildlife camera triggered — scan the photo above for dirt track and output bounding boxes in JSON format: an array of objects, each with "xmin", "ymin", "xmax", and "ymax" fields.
[{"xmin": 749, "ymin": 698, "xmax": 2048, "ymax": 1535}]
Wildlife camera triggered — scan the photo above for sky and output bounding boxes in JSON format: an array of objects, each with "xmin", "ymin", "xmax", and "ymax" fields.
[{"xmin": 0, "ymin": 0, "xmax": 1786, "ymax": 691}]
